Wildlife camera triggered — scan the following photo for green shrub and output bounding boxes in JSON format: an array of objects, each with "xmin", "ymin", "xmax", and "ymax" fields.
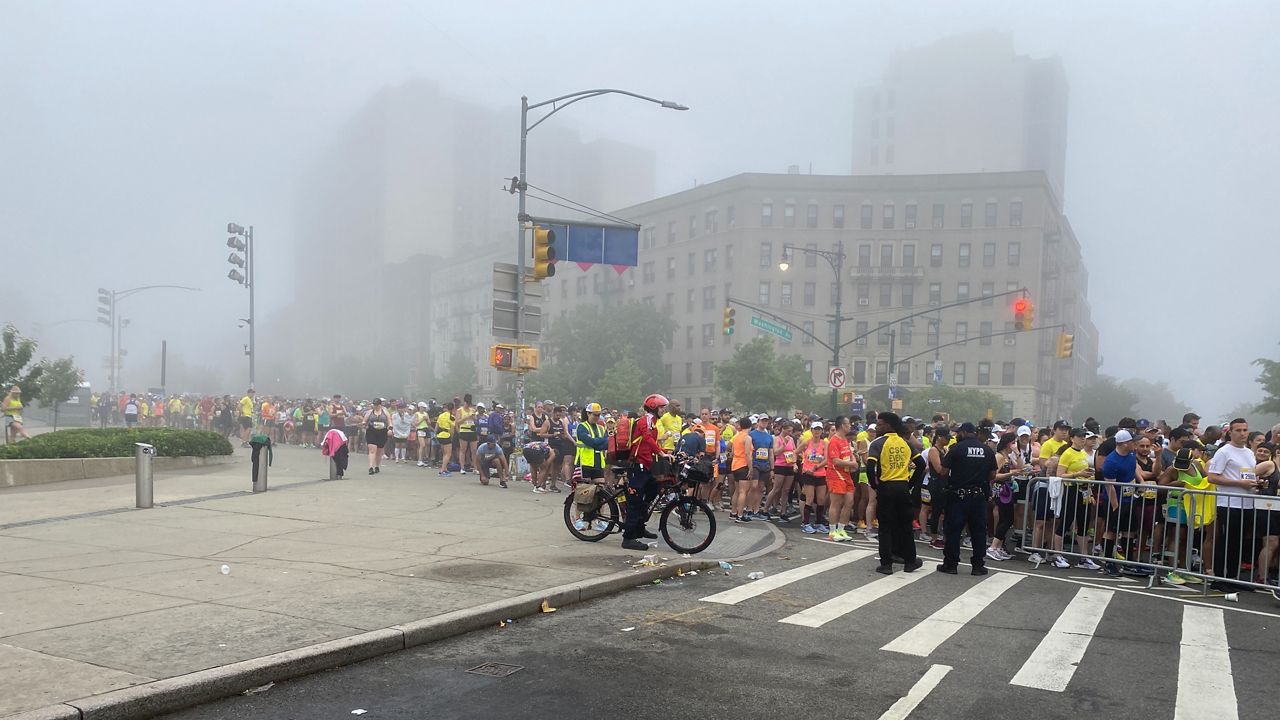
[{"xmin": 0, "ymin": 428, "xmax": 234, "ymax": 460}]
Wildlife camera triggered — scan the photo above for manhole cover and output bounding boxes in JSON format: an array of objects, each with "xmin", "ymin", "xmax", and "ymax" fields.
[{"xmin": 465, "ymin": 662, "xmax": 524, "ymax": 678}]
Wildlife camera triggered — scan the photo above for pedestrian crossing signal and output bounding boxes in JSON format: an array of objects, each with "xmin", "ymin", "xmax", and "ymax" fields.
[
  {"xmin": 531, "ymin": 226, "xmax": 557, "ymax": 281},
  {"xmin": 1056, "ymin": 332, "xmax": 1074, "ymax": 358},
  {"xmin": 491, "ymin": 345, "xmax": 515, "ymax": 370},
  {"xmin": 723, "ymin": 306, "xmax": 736, "ymax": 335}
]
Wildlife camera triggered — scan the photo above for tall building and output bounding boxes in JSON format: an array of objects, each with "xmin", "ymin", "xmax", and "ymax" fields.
[
  {"xmin": 276, "ymin": 78, "xmax": 655, "ymax": 394},
  {"xmin": 851, "ymin": 32, "xmax": 1070, "ymax": 203},
  {"xmin": 541, "ymin": 170, "xmax": 1098, "ymax": 422}
]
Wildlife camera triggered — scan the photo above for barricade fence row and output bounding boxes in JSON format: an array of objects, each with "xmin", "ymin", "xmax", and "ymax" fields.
[{"xmin": 1016, "ymin": 477, "xmax": 1280, "ymax": 594}]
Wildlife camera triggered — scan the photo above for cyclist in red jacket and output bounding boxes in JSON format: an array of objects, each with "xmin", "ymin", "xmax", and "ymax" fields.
[{"xmin": 622, "ymin": 393, "xmax": 670, "ymax": 550}]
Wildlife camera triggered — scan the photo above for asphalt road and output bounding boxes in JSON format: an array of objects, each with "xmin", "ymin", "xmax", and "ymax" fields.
[{"xmin": 161, "ymin": 533, "xmax": 1280, "ymax": 720}]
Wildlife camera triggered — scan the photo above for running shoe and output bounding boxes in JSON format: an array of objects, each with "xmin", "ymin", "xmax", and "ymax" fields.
[
  {"xmin": 1028, "ymin": 552, "xmax": 1045, "ymax": 565},
  {"xmin": 1076, "ymin": 558, "xmax": 1103, "ymax": 571},
  {"xmin": 830, "ymin": 529, "xmax": 850, "ymax": 542},
  {"xmin": 961, "ymin": 537, "xmax": 973, "ymax": 549},
  {"xmin": 776, "ymin": 513, "xmax": 795, "ymax": 524},
  {"xmin": 416, "ymin": 461, "xmax": 425, "ymax": 468},
  {"xmin": 844, "ymin": 523, "xmax": 857, "ymax": 534},
  {"xmin": 997, "ymin": 548, "xmax": 1014, "ymax": 561},
  {"xmin": 815, "ymin": 524, "xmax": 830, "ymax": 534},
  {"xmin": 801, "ymin": 523, "xmax": 817, "ymax": 534},
  {"xmin": 930, "ymin": 538, "xmax": 946, "ymax": 550},
  {"xmin": 1163, "ymin": 572, "xmax": 1188, "ymax": 586},
  {"xmin": 439, "ymin": 470, "xmax": 451, "ymax": 477},
  {"xmin": 865, "ymin": 530, "xmax": 879, "ymax": 539},
  {"xmin": 1103, "ymin": 562, "xmax": 1122, "ymax": 577},
  {"xmin": 531, "ymin": 486, "xmax": 547, "ymax": 494},
  {"xmin": 368, "ymin": 468, "xmax": 375, "ymax": 475},
  {"xmin": 911, "ymin": 520, "xmax": 921, "ymax": 531},
  {"xmin": 735, "ymin": 515, "xmax": 751, "ymax": 524},
  {"xmin": 1051, "ymin": 555, "xmax": 1070, "ymax": 569},
  {"xmin": 986, "ymin": 547, "xmax": 1005, "ymax": 562}
]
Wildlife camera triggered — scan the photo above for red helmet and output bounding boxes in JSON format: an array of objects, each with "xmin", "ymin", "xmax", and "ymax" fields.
[{"xmin": 643, "ymin": 393, "xmax": 669, "ymax": 412}]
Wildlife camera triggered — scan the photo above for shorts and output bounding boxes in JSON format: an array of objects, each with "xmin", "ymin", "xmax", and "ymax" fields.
[
  {"xmin": 826, "ymin": 473, "xmax": 854, "ymax": 495},
  {"xmin": 751, "ymin": 466, "xmax": 772, "ymax": 483},
  {"xmin": 436, "ymin": 433, "xmax": 451, "ymax": 443},
  {"xmin": 239, "ymin": 416, "xmax": 253, "ymax": 429},
  {"xmin": 858, "ymin": 471, "xmax": 870, "ymax": 486},
  {"xmin": 732, "ymin": 467, "xmax": 750, "ymax": 482},
  {"xmin": 1257, "ymin": 509, "xmax": 1280, "ymax": 537},
  {"xmin": 797, "ymin": 472, "xmax": 825, "ymax": 487},
  {"xmin": 392, "ymin": 436, "xmax": 408, "ymax": 447},
  {"xmin": 580, "ymin": 466, "xmax": 605, "ymax": 480},
  {"xmin": 773, "ymin": 466, "xmax": 794, "ymax": 477},
  {"xmin": 458, "ymin": 431, "xmax": 477, "ymax": 442},
  {"xmin": 1032, "ymin": 484, "xmax": 1055, "ymax": 521},
  {"xmin": 366, "ymin": 429, "xmax": 388, "ymax": 448},
  {"xmin": 1103, "ymin": 501, "xmax": 1138, "ymax": 533},
  {"xmin": 523, "ymin": 446, "xmax": 549, "ymax": 466},
  {"xmin": 550, "ymin": 438, "xmax": 575, "ymax": 456}
]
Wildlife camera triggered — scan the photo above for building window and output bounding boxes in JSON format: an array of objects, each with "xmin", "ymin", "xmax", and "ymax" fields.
[
  {"xmin": 759, "ymin": 241, "xmax": 772, "ymax": 269},
  {"xmin": 1008, "ymin": 241, "xmax": 1021, "ymax": 267},
  {"xmin": 702, "ymin": 286, "xmax": 715, "ymax": 311},
  {"xmin": 643, "ymin": 227, "xmax": 655, "ymax": 250},
  {"xmin": 724, "ymin": 282, "xmax": 733, "ymax": 306},
  {"xmin": 928, "ymin": 282, "xmax": 941, "ymax": 305},
  {"xmin": 856, "ymin": 283, "xmax": 869, "ymax": 305},
  {"xmin": 685, "ymin": 362, "xmax": 693, "ymax": 385},
  {"xmin": 957, "ymin": 282, "xmax": 970, "ymax": 302},
  {"xmin": 955, "ymin": 321, "xmax": 968, "ymax": 344},
  {"xmin": 727, "ymin": 204, "xmax": 736, "ymax": 228},
  {"xmin": 1009, "ymin": 201, "xmax": 1022, "ymax": 227},
  {"xmin": 1005, "ymin": 320, "xmax": 1016, "ymax": 345},
  {"xmin": 726, "ymin": 244, "xmax": 735, "ymax": 269},
  {"xmin": 858, "ymin": 243, "xmax": 872, "ymax": 267},
  {"xmin": 1007, "ymin": 281, "xmax": 1020, "ymax": 293},
  {"xmin": 985, "ymin": 202, "xmax": 997, "ymax": 228},
  {"xmin": 802, "ymin": 320, "xmax": 814, "ymax": 345},
  {"xmin": 666, "ymin": 256, "xmax": 676, "ymax": 280},
  {"xmin": 897, "ymin": 362, "xmax": 911, "ymax": 385},
  {"xmin": 879, "ymin": 282, "xmax": 892, "ymax": 308},
  {"xmin": 1002, "ymin": 361, "xmax": 1016, "ymax": 386},
  {"xmin": 980, "ymin": 320, "xmax": 993, "ymax": 345},
  {"xmin": 977, "ymin": 362, "xmax": 991, "ymax": 386},
  {"xmin": 704, "ymin": 248, "xmax": 718, "ymax": 273},
  {"xmin": 833, "ymin": 204, "xmax": 845, "ymax": 229},
  {"xmin": 688, "ymin": 215, "xmax": 697, "ymax": 239},
  {"xmin": 687, "ymin": 289, "xmax": 696, "ymax": 313},
  {"xmin": 803, "ymin": 282, "xmax": 816, "ymax": 307},
  {"xmin": 642, "ymin": 262, "xmax": 655, "ymax": 284},
  {"xmin": 877, "ymin": 321, "xmax": 891, "ymax": 346},
  {"xmin": 706, "ymin": 210, "xmax": 718, "ymax": 233},
  {"xmin": 902, "ymin": 244, "xmax": 916, "ymax": 268},
  {"xmin": 700, "ymin": 362, "xmax": 714, "ymax": 385},
  {"xmin": 688, "ymin": 252, "xmax": 696, "ymax": 276},
  {"xmin": 875, "ymin": 360, "xmax": 889, "ymax": 384},
  {"xmin": 860, "ymin": 204, "xmax": 873, "ymax": 229},
  {"xmin": 783, "ymin": 203, "xmax": 796, "ymax": 228},
  {"xmin": 930, "ymin": 243, "xmax": 943, "ymax": 267},
  {"xmin": 804, "ymin": 360, "xmax": 813, "ymax": 379},
  {"xmin": 879, "ymin": 244, "xmax": 895, "ymax": 268},
  {"xmin": 900, "ymin": 320, "xmax": 913, "ymax": 346},
  {"xmin": 927, "ymin": 319, "xmax": 939, "ymax": 346},
  {"xmin": 882, "ymin": 203, "xmax": 895, "ymax": 229},
  {"xmin": 853, "ymin": 360, "xmax": 867, "ymax": 384},
  {"xmin": 805, "ymin": 243, "xmax": 818, "ymax": 268},
  {"xmin": 806, "ymin": 203, "xmax": 819, "ymax": 228},
  {"xmin": 958, "ymin": 243, "xmax": 971, "ymax": 268},
  {"xmin": 932, "ymin": 203, "xmax": 945, "ymax": 229},
  {"xmin": 667, "ymin": 221, "xmax": 676, "ymax": 244},
  {"xmin": 900, "ymin": 282, "xmax": 914, "ymax": 308},
  {"xmin": 758, "ymin": 281, "xmax": 770, "ymax": 305},
  {"xmin": 904, "ymin": 204, "xmax": 917, "ymax": 229},
  {"xmin": 953, "ymin": 362, "xmax": 966, "ymax": 386},
  {"xmin": 961, "ymin": 202, "xmax": 973, "ymax": 228},
  {"xmin": 702, "ymin": 324, "xmax": 715, "ymax": 348},
  {"xmin": 983, "ymin": 242, "xmax": 996, "ymax": 267},
  {"xmin": 885, "ymin": 144, "xmax": 895, "ymax": 164},
  {"xmin": 982, "ymin": 282, "xmax": 994, "ymax": 306},
  {"xmin": 761, "ymin": 202, "xmax": 773, "ymax": 227},
  {"xmin": 577, "ymin": 277, "xmax": 587, "ymax": 296},
  {"xmin": 781, "ymin": 282, "xmax": 793, "ymax": 306},
  {"xmin": 854, "ymin": 320, "xmax": 869, "ymax": 345}
]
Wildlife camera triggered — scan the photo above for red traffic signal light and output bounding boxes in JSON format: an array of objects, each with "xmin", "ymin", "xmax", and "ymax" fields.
[
  {"xmin": 491, "ymin": 345, "xmax": 514, "ymax": 370},
  {"xmin": 1012, "ymin": 298, "xmax": 1029, "ymax": 313}
]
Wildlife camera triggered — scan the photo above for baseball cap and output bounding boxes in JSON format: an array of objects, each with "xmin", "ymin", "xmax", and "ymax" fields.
[
  {"xmin": 1084, "ymin": 431, "xmax": 1098, "ymax": 439},
  {"xmin": 1137, "ymin": 418, "xmax": 1151, "ymax": 430},
  {"xmin": 1016, "ymin": 425, "xmax": 1032, "ymax": 437},
  {"xmin": 958, "ymin": 422, "xmax": 978, "ymax": 434},
  {"xmin": 1115, "ymin": 430, "xmax": 1136, "ymax": 443},
  {"xmin": 810, "ymin": 421, "xmax": 823, "ymax": 429},
  {"xmin": 476, "ymin": 402, "xmax": 486, "ymax": 409},
  {"xmin": 586, "ymin": 402, "xmax": 602, "ymax": 413},
  {"xmin": 1052, "ymin": 420, "xmax": 1070, "ymax": 430}
]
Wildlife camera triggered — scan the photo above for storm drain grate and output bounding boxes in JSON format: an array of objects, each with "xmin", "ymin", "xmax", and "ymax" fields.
[{"xmin": 465, "ymin": 662, "xmax": 524, "ymax": 678}]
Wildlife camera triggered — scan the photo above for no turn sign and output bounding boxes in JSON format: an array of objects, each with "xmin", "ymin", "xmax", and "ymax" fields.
[{"xmin": 828, "ymin": 366, "xmax": 847, "ymax": 389}]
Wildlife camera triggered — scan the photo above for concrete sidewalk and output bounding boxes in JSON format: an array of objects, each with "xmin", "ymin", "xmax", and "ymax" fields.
[{"xmin": 0, "ymin": 445, "xmax": 778, "ymax": 718}]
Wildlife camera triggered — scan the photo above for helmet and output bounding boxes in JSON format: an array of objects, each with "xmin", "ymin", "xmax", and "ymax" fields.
[{"xmin": 643, "ymin": 394, "xmax": 669, "ymax": 412}]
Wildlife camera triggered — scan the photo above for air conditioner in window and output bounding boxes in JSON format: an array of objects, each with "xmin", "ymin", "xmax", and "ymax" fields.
[
  {"xmin": 858, "ymin": 298, "xmax": 870, "ymax": 306},
  {"xmin": 1004, "ymin": 337, "xmax": 1016, "ymax": 346},
  {"xmin": 856, "ymin": 338, "xmax": 867, "ymax": 345}
]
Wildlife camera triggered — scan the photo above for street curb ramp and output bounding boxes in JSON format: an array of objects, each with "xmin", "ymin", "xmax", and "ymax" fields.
[{"xmin": 9, "ymin": 559, "xmax": 717, "ymax": 720}]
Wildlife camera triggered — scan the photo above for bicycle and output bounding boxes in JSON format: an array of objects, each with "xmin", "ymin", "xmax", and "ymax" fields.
[{"xmin": 563, "ymin": 456, "xmax": 717, "ymax": 554}]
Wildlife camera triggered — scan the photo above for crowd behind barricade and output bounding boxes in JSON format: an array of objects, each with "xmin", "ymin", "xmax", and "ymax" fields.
[{"xmin": 79, "ymin": 389, "xmax": 1280, "ymax": 594}]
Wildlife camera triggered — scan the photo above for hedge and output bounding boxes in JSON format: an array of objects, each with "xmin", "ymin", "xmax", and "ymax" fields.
[{"xmin": 0, "ymin": 428, "xmax": 234, "ymax": 460}]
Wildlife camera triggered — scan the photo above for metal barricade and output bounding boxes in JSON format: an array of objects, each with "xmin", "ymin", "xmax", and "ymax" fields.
[{"xmin": 1017, "ymin": 476, "xmax": 1280, "ymax": 595}]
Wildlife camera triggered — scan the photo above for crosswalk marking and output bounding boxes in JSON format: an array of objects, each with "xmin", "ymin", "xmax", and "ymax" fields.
[
  {"xmin": 881, "ymin": 573, "xmax": 1024, "ymax": 657},
  {"xmin": 1176, "ymin": 606, "xmax": 1237, "ymax": 720},
  {"xmin": 1009, "ymin": 586, "xmax": 1114, "ymax": 692},
  {"xmin": 779, "ymin": 568, "xmax": 930, "ymax": 628},
  {"xmin": 699, "ymin": 548, "xmax": 876, "ymax": 605},
  {"xmin": 878, "ymin": 664, "xmax": 952, "ymax": 720}
]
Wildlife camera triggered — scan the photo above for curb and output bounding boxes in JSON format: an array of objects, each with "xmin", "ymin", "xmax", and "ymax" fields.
[{"xmin": 9, "ymin": 559, "xmax": 719, "ymax": 720}]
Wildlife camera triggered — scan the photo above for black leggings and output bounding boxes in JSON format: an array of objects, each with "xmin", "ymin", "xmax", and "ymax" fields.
[{"xmin": 993, "ymin": 500, "xmax": 1015, "ymax": 544}]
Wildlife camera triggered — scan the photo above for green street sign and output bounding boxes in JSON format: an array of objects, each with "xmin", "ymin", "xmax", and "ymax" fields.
[{"xmin": 750, "ymin": 315, "xmax": 793, "ymax": 341}]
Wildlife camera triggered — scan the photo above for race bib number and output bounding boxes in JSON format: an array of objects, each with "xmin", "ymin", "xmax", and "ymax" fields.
[
  {"xmin": 371, "ymin": 422, "xmax": 387, "ymax": 430},
  {"xmin": 754, "ymin": 448, "xmax": 770, "ymax": 461},
  {"xmin": 784, "ymin": 451, "xmax": 796, "ymax": 464}
]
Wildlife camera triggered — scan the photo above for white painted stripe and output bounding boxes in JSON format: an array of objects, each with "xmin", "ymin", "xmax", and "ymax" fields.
[
  {"xmin": 882, "ymin": 573, "xmax": 1024, "ymax": 656},
  {"xmin": 699, "ymin": 548, "xmax": 875, "ymax": 605},
  {"xmin": 878, "ymin": 664, "xmax": 952, "ymax": 720},
  {"xmin": 1009, "ymin": 587, "xmax": 1114, "ymax": 692},
  {"xmin": 1175, "ymin": 606, "xmax": 1237, "ymax": 720},
  {"xmin": 779, "ymin": 567, "xmax": 930, "ymax": 628}
]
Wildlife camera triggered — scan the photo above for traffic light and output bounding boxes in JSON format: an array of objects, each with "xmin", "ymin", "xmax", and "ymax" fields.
[
  {"xmin": 531, "ymin": 226, "xmax": 557, "ymax": 280},
  {"xmin": 97, "ymin": 288, "xmax": 112, "ymax": 327},
  {"xmin": 516, "ymin": 347, "xmax": 539, "ymax": 371},
  {"xmin": 1056, "ymin": 332, "xmax": 1075, "ymax": 358},
  {"xmin": 722, "ymin": 306, "xmax": 736, "ymax": 335},
  {"xmin": 227, "ymin": 227, "xmax": 248, "ymax": 286},
  {"xmin": 491, "ymin": 344, "xmax": 515, "ymax": 370},
  {"xmin": 1013, "ymin": 297, "xmax": 1035, "ymax": 331},
  {"xmin": 841, "ymin": 392, "xmax": 853, "ymax": 404}
]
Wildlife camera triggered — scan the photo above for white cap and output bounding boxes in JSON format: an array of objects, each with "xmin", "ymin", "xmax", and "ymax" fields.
[
  {"xmin": 1016, "ymin": 425, "xmax": 1032, "ymax": 437},
  {"xmin": 1114, "ymin": 430, "xmax": 1135, "ymax": 443},
  {"xmin": 810, "ymin": 421, "xmax": 823, "ymax": 429}
]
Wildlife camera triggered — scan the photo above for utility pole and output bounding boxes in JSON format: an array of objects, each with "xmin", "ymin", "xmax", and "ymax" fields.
[{"xmin": 226, "ymin": 224, "xmax": 255, "ymax": 390}]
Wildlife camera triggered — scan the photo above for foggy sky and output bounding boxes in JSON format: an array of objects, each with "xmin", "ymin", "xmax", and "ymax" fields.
[{"xmin": 2, "ymin": 0, "xmax": 1276, "ymax": 419}]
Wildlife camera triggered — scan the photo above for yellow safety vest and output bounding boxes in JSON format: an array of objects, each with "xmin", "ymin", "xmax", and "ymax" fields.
[{"xmin": 576, "ymin": 422, "xmax": 606, "ymax": 468}]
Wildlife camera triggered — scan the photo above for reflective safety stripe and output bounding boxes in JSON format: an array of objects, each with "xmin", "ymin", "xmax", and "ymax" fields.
[{"xmin": 576, "ymin": 422, "xmax": 606, "ymax": 468}]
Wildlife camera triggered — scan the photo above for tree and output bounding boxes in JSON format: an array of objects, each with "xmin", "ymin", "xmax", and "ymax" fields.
[
  {"xmin": 0, "ymin": 324, "xmax": 44, "ymax": 402},
  {"xmin": 431, "ymin": 351, "xmax": 478, "ymax": 399},
  {"xmin": 1254, "ymin": 357, "xmax": 1280, "ymax": 416},
  {"xmin": 35, "ymin": 357, "xmax": 84, "ymax": 430},
  {"xmin": 1223, "ymin": 401, "xmax": 1280, "ymax": 433},
  {"xmin": 592, "ymin": 357, "xmax": 645, "ymax": 412},
  {"xmin": 1119, "ymin": 378, "xmax": 1188, "ymax": 426},
  {"xmin": 904, "ymin": 385, "xmax": 1008, "ymax": 423},
  {"xmin": 715, "ymin": 337, "xmax": 816, "ymax": 413},
  {"xmin": 1074, "ymin": 376, "xmax": 1139, "ymax": 425}
]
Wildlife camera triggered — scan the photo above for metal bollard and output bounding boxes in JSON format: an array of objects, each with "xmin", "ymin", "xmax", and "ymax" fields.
[
  {"xmin": 252, "ymin": 446, "xmax": 269, "ymax": 493},
  {"xmin": 135, "ymin": 443, "xmax": 156, "ymax": 508},
  {"xmin": 328, "ymin": 456, "xmax": 339, "ymax": 481}
]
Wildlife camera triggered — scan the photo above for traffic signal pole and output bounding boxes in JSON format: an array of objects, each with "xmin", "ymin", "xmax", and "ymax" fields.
[{"xmin": 515, "ymin": 96, "xmax": 530, "ymax": 436}]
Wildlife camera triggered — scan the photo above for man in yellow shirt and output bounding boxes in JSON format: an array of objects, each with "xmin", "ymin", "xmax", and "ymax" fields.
[
  {"xmin": 656, "ymin": 399, "xmax": 684, "ymax": 453},
  {"xmin": 238, "ymin": 389, "xmax": 256, "ymax": 446},
  {"xmin": 1039, "ymin": 421, "xmax": 1070, "ymax": 464},
  {"xmin": 1053, "ymin": 428, "xmax": 1101, "ymax": 570}
]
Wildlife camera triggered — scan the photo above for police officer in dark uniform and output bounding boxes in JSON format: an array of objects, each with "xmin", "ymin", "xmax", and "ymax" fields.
[{"xmin": 937, "ymin": 422, "xmax": 997, "ymax": 575}]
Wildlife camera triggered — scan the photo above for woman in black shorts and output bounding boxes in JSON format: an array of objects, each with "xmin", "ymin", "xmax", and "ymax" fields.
[{"xmin": 363, "ymin": 398, "xmax": 391, "ymax": 475}]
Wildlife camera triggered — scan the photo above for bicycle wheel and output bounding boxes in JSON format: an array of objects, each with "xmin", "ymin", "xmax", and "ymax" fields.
[
  {"xmin": 659, "ymin": 495, "xmax": 716, "ymax": 554},
  {"xmin": 563, "ymin": 493, "xmax": 621, "ymax": 542}
]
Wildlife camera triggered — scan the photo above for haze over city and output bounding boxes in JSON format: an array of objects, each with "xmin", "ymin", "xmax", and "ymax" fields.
[{"xmin": 2, "ymin": 0, "xmax": 1277, "ymax": 420}]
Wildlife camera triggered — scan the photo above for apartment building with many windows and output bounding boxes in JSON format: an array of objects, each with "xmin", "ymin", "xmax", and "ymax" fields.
[{"xmin": 541, "ymin": 170, "xmax": 1098, "ymax": 422}]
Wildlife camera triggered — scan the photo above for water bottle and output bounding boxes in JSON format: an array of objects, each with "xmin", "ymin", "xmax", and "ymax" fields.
[{"xmin": 747, "ymin": 571, "xmax": 765, "ymax": 580}]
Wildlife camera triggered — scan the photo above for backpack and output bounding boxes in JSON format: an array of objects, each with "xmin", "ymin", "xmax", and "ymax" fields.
[{"xmin": 608, "ymin": 415, "xmax": 633, "ymax": 465}]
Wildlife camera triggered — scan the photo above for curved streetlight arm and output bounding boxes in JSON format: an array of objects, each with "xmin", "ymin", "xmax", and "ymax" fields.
[
  {"xmin": 116, "ymin": 285, "xmax": 201, "ymax": 301},
  {"xmin": 781, "ymin": 243, "xmax": 844, "ymax": 274},
  {"xmin": 526, "ymin": 88, "xmax": 687, "ymax": 133}
]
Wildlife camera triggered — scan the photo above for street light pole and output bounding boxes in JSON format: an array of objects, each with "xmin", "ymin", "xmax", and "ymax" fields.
[
  {"xmin": 781, "ymin": 241, "xmax": 847, "ymax": 417},
  {"xmin": 98, "ymin": 285, "xmax": 200, "ymax": 395}
]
